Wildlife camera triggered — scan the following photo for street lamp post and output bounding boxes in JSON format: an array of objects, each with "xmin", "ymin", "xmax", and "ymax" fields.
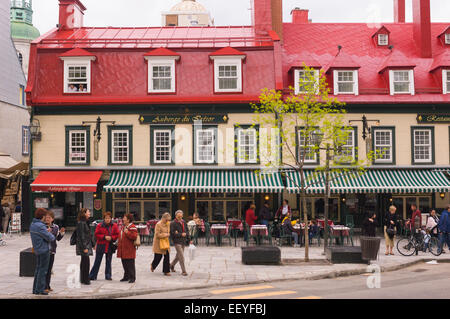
[{"xmin": 323, "ymin": 143, "xmax": 331, "ymax": 254}]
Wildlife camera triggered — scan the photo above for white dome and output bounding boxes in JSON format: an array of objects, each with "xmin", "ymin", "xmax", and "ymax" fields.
[{"xmin": 170, "ymin": 0, "xmax": 208, "ymax": 13}]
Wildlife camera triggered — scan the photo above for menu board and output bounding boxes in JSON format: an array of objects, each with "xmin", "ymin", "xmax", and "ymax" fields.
[
  {"xmin": 83, "ymin": 192, "xmax": 94, "ymax": 213},
  {"xmin": 34, "ymin": 197, "xmax": 49, "ymax": 209}
]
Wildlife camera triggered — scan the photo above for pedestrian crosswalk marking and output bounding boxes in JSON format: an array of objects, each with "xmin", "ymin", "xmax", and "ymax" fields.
[
  {"xmin": 295, "ymin": 296, "xmax": 322, "ymax": 299},
  {"xmin": 210, "ymin": 285, "xmax": 274, "ymax": 295},
  {"xmin": 230, "ymin": 290, "xmax": 297, "ymax": 299}
]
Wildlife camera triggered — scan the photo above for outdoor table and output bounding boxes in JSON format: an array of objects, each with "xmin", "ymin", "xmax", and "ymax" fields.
[
  {"xmin": 227, "ymin": 219, "xmax": 243, "ymax": 246},
  {"xmin": 210, "ymin": 224, "xmax": 228, "ymax": 246},
  {"xmin": 136, "ymin": 224, "xmax": 150, "ymax": 244},
  {"xmin": 331, "ymin": 225, "xmax": 350, "ymax": 245},
  {"xmin": 317, "ymin": 219, "xmax": 334, "ymax": 229},
  {"xmin": 293, "ymin": 223, "xmax": 306, "ymax": 246},
  {"xmin": 250, "ymin": 225, "xmax": 268, "ymax": 245}
]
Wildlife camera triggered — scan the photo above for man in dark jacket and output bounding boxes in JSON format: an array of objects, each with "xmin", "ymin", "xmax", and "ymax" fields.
[
  {"xmin": 30, "ymin": 208, "xmax": 55, "ymax": 295},
  {"xmin": 170, "ymin": 210, "xmax": 191, "ymax": 276},
  {"xmin": 282, "ymin": 212, "xmax": 299, "ymax": 246},
  {"xmin": 438, "ymin": 205, "xmax": 450, "ymax": 254},
  {"xmin": 258, "ymin": 202, "xmax": 272, "ymax": 226}
]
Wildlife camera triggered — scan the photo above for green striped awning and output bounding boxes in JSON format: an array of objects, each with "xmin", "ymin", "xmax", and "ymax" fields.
[
  {"xmin": 285, "ymin": 169, "xmax": 450, "ymax": 194},
  {"xmin": 104, "ymin": 170, "xmax": 284, "ymax": 193}
]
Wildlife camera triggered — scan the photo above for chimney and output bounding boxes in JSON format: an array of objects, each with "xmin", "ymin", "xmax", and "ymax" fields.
[
  {"xmin": 252, "ymin": 0, "xmax": 283, "ymax": 40},
  {"xmin": 58, "ymin": 0, "xmax": 86, "ymax": 30},
  {"xmin": 393, "ymin": 0, "xmax": 405, "ymax": 23},
  {"xmin": 412, "ymin": 0, "xmax": 432, "ymax": 58},
  {"xmin": 291, "ymin": 8, "xmax": 309, "ymax": 24}
]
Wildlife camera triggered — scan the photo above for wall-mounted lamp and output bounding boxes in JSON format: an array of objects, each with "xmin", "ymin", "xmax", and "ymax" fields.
[
  {"xmin": 93, "ymin": 193, "xmax": 97, "ymax": 199},
  {"xmin": 30, "ymin": 118, "xmax": 41, "ymax": 141},
  {"xmin": 50, "ymin": 193, "xmax": 54, "ymax": 199},
  {"xmin": 440, "ymin": 193, "xmax": 446, "ymax": 199},
  {"xmin": 180, "ymin": 194, "xmax": 186, "ymax": 201},
  {"xmin": 342, "ymin": 196, "xmax": 346, "ymax": 203},
  {"xmin": 264, "ymin": 195, "xmax": 270, "ymax": 201},
  {"xmin": 389, "ymin": 198, "xmax": 393, "ymax": 202}
]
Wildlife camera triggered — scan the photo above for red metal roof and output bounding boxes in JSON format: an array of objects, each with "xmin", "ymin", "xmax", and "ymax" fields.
[
  {"xmin": 282, "ymin": 22, "xmax": 450, "ymax": 103},
  {"xmin": 209, "ymin": 46, "xmax": 246, "ymax": 56},
  {"xmin": 437, "ymin": 26, "xmax": 450, "ymax": 38},
  {"xmin": 59, "ymin": 48, "xmax": 95, "ymax": 57},
  {"xmin": 143, "ymin": 47, "xmax": 180, "ymax": 57},
  {"xmin": 429, "ymin": 50, "xmax": 450, "ymax": 72},
  {"xmin": 324, "ymin": 50, "xmax": 361, "ymax": 72},
  {"xmin": 378, "ymin": 50, "xmax": 416, "ymax": 73},
  {"xmin": 288, "ymin": 52, "xmax": 321, "ymax": 69},
  {"xmin": 35, "ymin": 26, "xmax": 274, "ymax": 49}
]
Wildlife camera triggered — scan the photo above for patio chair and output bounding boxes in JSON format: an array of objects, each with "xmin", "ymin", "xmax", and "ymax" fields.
[
  {"xmin": 308, "ymin": 225, "xmax": 321, "ymax": 246},
  {"xmin": 325, "ymin": 224, "xmax": 338, "ymax": 246},
  {"xmin": 204, "ymin": 222, "xmax": 211, "ymax": 246},
  {"xmin": 278, "ymin": 226, "xmax": 293, "ymax": 247},
  {"xmin": 221, "ymin": 223, "xmax": 233, "ymax": 246},
  {"xmin": 343, "ymin": 226, "xmax": 354, "ymax": 246}
]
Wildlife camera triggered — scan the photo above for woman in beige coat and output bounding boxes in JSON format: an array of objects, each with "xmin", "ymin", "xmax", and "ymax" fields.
[{"xmin": 151, "ymin": 212, "xmax": 171, "ymax": 276}]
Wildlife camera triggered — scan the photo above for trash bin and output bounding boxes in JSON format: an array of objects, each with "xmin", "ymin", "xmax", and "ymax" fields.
[
  {"xmin": 20, "ymin": 248, "xmax": 36, "ymax": 277},
  {"xmin": 360, "ymin": 237, "xmax": 381, "ymax": 264}
]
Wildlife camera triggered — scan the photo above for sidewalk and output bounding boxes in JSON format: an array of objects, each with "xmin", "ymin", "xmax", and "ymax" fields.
[{"xmin": 0, "ymin": 233, "xmax": 448, "ymax": 299}]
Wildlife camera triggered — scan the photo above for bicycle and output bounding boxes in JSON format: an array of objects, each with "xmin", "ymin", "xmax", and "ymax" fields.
[
  {"xmin": 397, "ymin": 231, "xmax": 441, "ymax": 257},
  {"xmin": 0, "ymin": 233, "xmax": 6, "ymax": 246}
]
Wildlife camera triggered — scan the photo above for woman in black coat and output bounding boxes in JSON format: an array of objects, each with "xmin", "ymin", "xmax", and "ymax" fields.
[
  {"xmin": 76, "ymin": 208, "xmax": 93, "ymax": 285},
  {"xmin": 362, "ymin": 213, "xmax": 377, "ymax": 237},
  {"xmin": 383, "ymin": 206, "xmax": 399, "ymax": 256}
]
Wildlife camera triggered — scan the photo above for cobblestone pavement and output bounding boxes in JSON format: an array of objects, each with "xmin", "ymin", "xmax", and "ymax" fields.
[{"xmin": 0, "ymin": 233, "xmax": 448, "ymax": 299}]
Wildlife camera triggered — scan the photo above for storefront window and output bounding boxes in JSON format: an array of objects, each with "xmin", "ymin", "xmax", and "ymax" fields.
[
  {"xmin": 114, "ymin": 201, "xmax": 126, "ymax": 218},
  {"xmin": 129, "ymin": 193, "xmax": 142, "ymax": 199},
  {"xmin": 129, "ymin": 201, "xmax": 141, "ymax": 221},
  {"xmin": 212, "ymin": 201, "xmax": 225, "ymax": 222},
  {"xmin": 211, "ymin": 193, "xmax": 225, "ymax": 198},
  {"xmin": 226, "ymin": 201, "xmax": 239, "ymax": 219},
  {"xmin": 143, "ymin": 193, "xmax": 157, "ymax": 199},
  {"xmin": 114, "ymin": 193, "xmax": 127, "ymax": 199},
  {"xmin": 158, "ymin": 201, "xmax": 171, "ymax": 217},
  {"xmin": 158, "ymin": 193, "xmax": 171, "ymax": 198},
  {"xmin": 144, "ymin": 201, "xmax": 156, "ymax": 220},
  {"xmin": 196, "ymin": 201, "xmax": 209, "ymax": 221},
  {"xmin": 406, "ymin": 197, "xmax": 417, "ymax": 218},
  {"xmin": 418, "ymin": 197, "xmax": 431, "ymax": 214}
]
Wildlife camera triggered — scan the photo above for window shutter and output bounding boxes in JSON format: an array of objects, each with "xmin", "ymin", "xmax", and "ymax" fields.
[
  {"xmin": 443, "ymin": 70, "xmax": 448, "ymax": 94},
  {"xmin": 333, "ymin": 70, "xmax": 338, "ymax": 95},
  {"xmin": 354, "ymin": 70, "xmax": 359, "ymax": 96},
  {"xmin": 389, "ymin": 70, "xmax": 394, "ymax": 95},
  {"xmin": 409, "ymin": 69, "xmax": 415, "ymax": 95},
  {"xmin": 294, "ymin": 70, "xmax": 299, "ymax": 95},
  {"xmin": 314, "ymin": 69, "xmax": 320, "ymax": 94}
]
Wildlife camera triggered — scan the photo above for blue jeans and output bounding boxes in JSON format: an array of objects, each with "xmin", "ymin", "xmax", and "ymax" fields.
[
  {"xmin": 292, "ymin": 232, "xmax": 299, "ymax": 245},
  {"xmin": 439, "ymin": 232, "xmax": 450, "ymax": 253},
  {"xmin": 89, "ymin": 251, "xmax": 112, "ymax": 280},
  {"xmin": 33, "ymin": 252, "xmax": 50, "ymax": 294}
]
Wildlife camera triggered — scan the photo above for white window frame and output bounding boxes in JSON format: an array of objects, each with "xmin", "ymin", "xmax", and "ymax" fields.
[
  {"xmin": 22, "ymin": 126, "xmax": 30, "ymax": 156},
  {"xmin": 445, "ymin": 33, "xmax": 450, "ymax": 45},
  {"xmin": 237, "ymin": 127, "xmax": 258, "ymax": 164},
  {"xmin": 298, "ymin": 129, "xmax": 318, "ymax": 164},
  {"xmin": 389, "ymin": 69, "xmax": 415, "ymax": 95},
  {"xmin": 60, "ymin": 57, "xmax": 95, "ymax": 94},
  {"xmin": 294, "ymin": 69, "xmax": 319, "ymax": 95},
  {"xmin": 210, "ymin": 56, "xmax": 244, "ymax": 93},
  {"xmin": 153, "ymin": 129, "xmax": 172, "ymax": 164},
  {"xmin": 335, "ymin": 129, "xmax": 356, "ymax": 164},
  {"xmin": 145, "ymin": 56, "xmax": 178, "ymax": 93},
  {"xmin": 69, "ymin": 130, "xmax": 87, "ymax": 164},
  {"xmin": 373, "ymin": 129, "xmax": 393, "ymax": 163},
  {"xmin": 333, "ymin": 70, "xmax": 359, "ymax": 95},
  {"xmin": 378, "ymin": 34, "xmax": 389, "ymax": 46},
  {"xmin": 111, "ymin": 130, "xmax": 130, "ymax": 164},
  {"xmin": 195, "ymin": 128, "xmax": 216, "ymax": 164},
  {"xmin": 443, "ymin": 69, "xmax": 450, "ymax": 94},
  {"xmin": 412, "ymin": 129, "xmax": 433, "ymax": 164}
]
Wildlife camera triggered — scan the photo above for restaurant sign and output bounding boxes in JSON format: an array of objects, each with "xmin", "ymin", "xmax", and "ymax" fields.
[
  {"xmin": 139, "ymin": 114, "xmax": 229, "ymax": 125},
  {"xmin": 417, "ymin": 114, "xmax": 450, "ymax": 123}
]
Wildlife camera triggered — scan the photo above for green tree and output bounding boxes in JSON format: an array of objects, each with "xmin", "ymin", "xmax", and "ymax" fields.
[{"xmin": 251, "ymin": 65, "xmax": 376, "ymax": 261}]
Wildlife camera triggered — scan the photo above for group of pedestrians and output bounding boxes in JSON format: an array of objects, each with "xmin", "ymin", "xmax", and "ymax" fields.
[{"xmin": 29, "ymin": 207, "xmax": 193, "ymax": 295}]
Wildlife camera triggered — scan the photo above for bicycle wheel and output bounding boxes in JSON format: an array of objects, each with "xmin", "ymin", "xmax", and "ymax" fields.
[
  {"xmin": 397, "ymin": 237, "xmax": 416, "ymax": 256},
  {"xmin": 429, "ymin": 237, "xmax": 442, "ymax": 256}
]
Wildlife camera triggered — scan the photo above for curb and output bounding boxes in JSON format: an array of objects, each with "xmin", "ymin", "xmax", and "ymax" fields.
[{"xmin": 3, "ymin": 257, "xmax": 449, "ymax": 299}]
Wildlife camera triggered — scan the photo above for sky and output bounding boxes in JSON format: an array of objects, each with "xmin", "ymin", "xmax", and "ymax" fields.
[{"xmin": 31, "ymin": 0, "xmax": 450, "ymax": 35}]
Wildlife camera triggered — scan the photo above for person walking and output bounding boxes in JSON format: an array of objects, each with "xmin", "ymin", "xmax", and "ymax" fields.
[
  {"xmin": 437, "ymin": 205, "xmax": 450, "ymax": 255},
  {"xmin": 426, "ymin": 209, "xmax": 439, "ymax": 237},
  {"xmin": 258, "ymin": 202, "xmax": 271, "ymax": 227},
  {"xmin": 76, "ymin": 208, "xmax": 93, "ymax": 285},
  {"xmin": 151, "ymin": 212, "xmax": 171, "ymax": 276},
  {"xmin": 117, "ymin": 213, "xmax": 138, "ymax": 283},
  {"xmin": 44, "ymin": 211, "xmax": 65, "ymax": 293},
  {"xmin": 244, "ymin": 203, "xmax": 257, "ymax": 242},
  {"xmin": 30, "ymin": 208, "xmax": 55, "ymax": 295},
  {"xmin": 1, "ymin": 202, "xmax": 11, "ymax": 233},
  {"xmin": 275, "ymin": 200, "xmax": 291, "ymax": 221},
  {"xmin": 362, "ymin": 213, "xmax": 377, "ymax": 237},
  {"xmin": 384, "ymin": 206, "xmax": 399, "ymax": 255},
  {"xmin": 89, "ymin": 212, "xmax": 119, "ymax": 281},
  {"xmin": 170, "ymin": 210, "xmax": 191, "ymax": 276}
]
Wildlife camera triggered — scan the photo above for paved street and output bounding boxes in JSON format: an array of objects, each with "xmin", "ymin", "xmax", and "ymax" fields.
[
  {"xmin": 0, "ymin": 232, "xmax": 449, "ymax": 299},
  {"xmin": 126, "ymin": 263, "xmax": 450, "ymax": 299}
]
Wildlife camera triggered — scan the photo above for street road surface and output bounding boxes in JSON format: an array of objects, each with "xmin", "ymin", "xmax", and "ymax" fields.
[{"xmin": 121, "ymin": 262, "xmax": 450, "ymax": 299}]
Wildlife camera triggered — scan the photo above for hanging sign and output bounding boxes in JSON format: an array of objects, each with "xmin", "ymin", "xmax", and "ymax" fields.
[
  {"xmin": 417, "ymin": 114, "xmax": 450, "ymax": 123},
  {"xmin": 139, "ymin": 114, "xmax": 229, "ymax": 125}
]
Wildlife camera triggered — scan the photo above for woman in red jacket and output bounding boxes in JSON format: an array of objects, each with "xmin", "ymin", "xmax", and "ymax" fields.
[
  {"xmin": 245, "ymin": 204, "xmax": 257, "ymax": 227},
  {"xmin": 117, "ymin": 213, "xmax": 138, "ymax": 283},
  {"xmin": 89, "ymin": 212, "xmax": 119, "ymax": 281}
]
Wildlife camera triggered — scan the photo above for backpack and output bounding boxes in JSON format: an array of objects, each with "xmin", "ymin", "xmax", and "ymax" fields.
[{"xmin": 70, "ymin": 230, "xmax": 77, "ymax": 246}]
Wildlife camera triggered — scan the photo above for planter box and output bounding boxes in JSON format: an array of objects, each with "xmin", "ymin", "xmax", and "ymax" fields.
[
  {"xmin": 242, "ymin": 246, "xmax": 281, "ymax": 265},
  {"xmin": 326, "ymin": 246, "xmax": 366, "ymax": 264}
]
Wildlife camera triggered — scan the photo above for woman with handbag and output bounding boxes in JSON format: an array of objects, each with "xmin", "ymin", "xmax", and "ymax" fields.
[
  {"xmin": 384, "ymin": 205, "xmax": 399, "ymax": 256},
  {"xmin": 151, "ymin": 212, "xmax": 172, "ymax": 276},
  {"xmin": 76, "ymin": 208, "xmax": 93, "ymax": 285},
  {"xmin": 89, "ymin": 212, "xmax": 119, "ymax": 281},
  {"xmin": 117, "ymin": 213, "xmax": 138, "ymax": 283}
]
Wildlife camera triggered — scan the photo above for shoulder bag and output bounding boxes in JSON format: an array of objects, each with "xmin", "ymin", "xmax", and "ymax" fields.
[{"xmin": 159, "ymin": 223, "xmax": 170, "ymax": 251}]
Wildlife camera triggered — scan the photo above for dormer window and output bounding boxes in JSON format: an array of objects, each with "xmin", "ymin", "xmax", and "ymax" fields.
[
  {"xmin": 294, "ymin": 69, "xmax": 319, "ymax": 94},
  {"xmin": 144, "ymin": 48, "xmax": 180, "ymax": 94},
  {"xmin": 444, "ymin": 70, "xmax": 450, "ymax": 94},
  {"xmin": 389, "ymin": 70, "xmax": 415, "ymax": 95},
  {"xmin": 59, "ymin": 49, "xmax": 96, "ymax": 94},
  {"xmin": 446, "ymin": 33, "xmax": 450, "ymax": 45},
  {"xmin": 333, "ymin": 70, "xmax": 358, "ymax": 95},
  {"xmin": 209, "ymin": 47, "xmax": 246, "ymax": 93},
  {"xmin": 378, "ymin": 34, "xmax": 389, "ymax": 46}
]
